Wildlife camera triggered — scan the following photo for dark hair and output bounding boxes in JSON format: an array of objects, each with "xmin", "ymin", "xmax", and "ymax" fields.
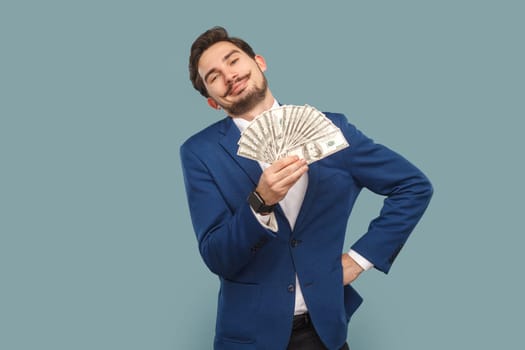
[{"xmin": 189, "ymin": 26, "xmax": 257, "ymax": 97}]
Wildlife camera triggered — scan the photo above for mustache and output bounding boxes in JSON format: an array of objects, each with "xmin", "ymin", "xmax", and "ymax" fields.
[{"xmin": 223, "ymin": 73, "xmax": 250, "ymax": 98}]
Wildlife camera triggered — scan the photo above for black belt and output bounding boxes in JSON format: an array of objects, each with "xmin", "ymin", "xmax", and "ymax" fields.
[{"xmin": 292, "ymin": 312, "xmax": 311, "ymax": 330}]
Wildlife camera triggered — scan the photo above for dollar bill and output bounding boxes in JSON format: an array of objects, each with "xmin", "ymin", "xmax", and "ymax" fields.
[
  {"xmin": 285, "ymin": 129, "xmax": 349, "ymax": 164},
  {"xmin": 237, "ymin": 104, "xmax": 349, "ymax": 164}
]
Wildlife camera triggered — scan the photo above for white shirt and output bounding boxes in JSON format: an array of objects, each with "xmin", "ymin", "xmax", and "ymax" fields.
[{"xmin": 233, "ymin": 100, "xmax": 373, "ymax": 315}]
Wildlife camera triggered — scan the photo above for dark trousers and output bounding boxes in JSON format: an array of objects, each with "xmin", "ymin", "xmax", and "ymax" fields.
[{"xmin": 287, "ymin": 313, "xmax": 350, "ymax": 350}]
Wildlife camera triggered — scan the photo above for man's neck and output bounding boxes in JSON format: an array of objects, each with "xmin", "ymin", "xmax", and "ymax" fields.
[{"xmin": 228, "ymin": 90, "xmax": 276, "ymax": 121}]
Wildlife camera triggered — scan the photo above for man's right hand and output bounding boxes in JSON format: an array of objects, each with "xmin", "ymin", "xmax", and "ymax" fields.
[{"xmin": 256, "ymin": 156, "xmax": 308, "ymax": 205}]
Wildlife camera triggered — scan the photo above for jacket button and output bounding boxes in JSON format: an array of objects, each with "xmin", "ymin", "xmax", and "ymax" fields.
[
  {"xmin": 290, "ymin": 239, "xmax": 300, "ymax": 248},
  {"xmin": 287, "ymin": 284, "xmax": 295, "ymax": 293}
]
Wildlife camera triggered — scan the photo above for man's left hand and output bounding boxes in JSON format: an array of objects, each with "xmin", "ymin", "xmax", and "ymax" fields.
[{"xmin": 341, "ymin": 254, "xmax": 364, "ymax": 285}]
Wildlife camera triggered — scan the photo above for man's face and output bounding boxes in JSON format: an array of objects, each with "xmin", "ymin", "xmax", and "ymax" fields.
[{"xmin": 198, "ymin": 41, "xmax": 268, "ymax": 115}]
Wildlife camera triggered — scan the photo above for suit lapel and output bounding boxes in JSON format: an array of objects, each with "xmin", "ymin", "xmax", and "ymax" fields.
[
  {"xmin": 217, "ymin": 116, "xmax": 319, "ymax": 234},
  {"xmin": 294, "ymin": 161, "xmax": 320, "ymax": 231},
  {"xmin": 218, "ymin": 117, "xmax": 292, "ymax": 232},
  {"xmin": 218, "ymin": 117, "xmax": 262, "ymax": 186}
]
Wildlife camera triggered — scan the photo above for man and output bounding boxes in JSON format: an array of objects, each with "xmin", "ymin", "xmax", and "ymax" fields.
[{"xmin": 181, "ymin": 26, "xmax": 433, "ymax": 350}]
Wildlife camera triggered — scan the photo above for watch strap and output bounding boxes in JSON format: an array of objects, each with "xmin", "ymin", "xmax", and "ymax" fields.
[{"xmin": 247, "ymin": 190, "xmax": 276, "ymax": 214}]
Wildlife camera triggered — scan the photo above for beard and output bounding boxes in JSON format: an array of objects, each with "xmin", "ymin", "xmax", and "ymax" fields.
[{"xmin": 222, "ymin": 74, "xmax": 268, "ymax": 116}]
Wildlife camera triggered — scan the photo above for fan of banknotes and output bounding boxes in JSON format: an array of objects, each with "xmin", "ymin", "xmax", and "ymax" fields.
[{"xmin": 237, "ymin": 104, "xmax": 349, "ymax": 164}]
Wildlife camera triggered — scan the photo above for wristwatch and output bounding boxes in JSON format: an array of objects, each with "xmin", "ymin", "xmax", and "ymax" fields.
[{"xmin": 247, "ymin": 190, "xmax": 276, "ymax": 214}]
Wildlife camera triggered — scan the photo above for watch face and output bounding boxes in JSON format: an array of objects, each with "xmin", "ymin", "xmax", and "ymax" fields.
[
  {"xmin": 248, "ymin": 191, "xmax": 263, "ymax": 212},
  {"xmin": 248, "ymin": 191, "xmax": 274, "ymax": 214}
]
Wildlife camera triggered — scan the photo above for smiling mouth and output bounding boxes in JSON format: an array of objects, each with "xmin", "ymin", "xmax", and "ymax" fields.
[{"xmin": 224, "ymin": 74, "xmax": 250, "ymax": 97}]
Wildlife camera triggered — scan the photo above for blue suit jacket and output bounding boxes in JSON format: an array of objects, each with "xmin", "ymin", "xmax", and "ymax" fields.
[{"xmin": 180, "ymin": 112, "xmax": 433, "ymax": 350}]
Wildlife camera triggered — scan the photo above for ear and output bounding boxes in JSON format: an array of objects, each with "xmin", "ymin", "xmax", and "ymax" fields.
[
  {"xmin": 254, "ymin": 55, "xmax": 267, "ymax": 72},
  {"xmin": 207, "ymin": 98, "xmax": 221, "ymax": 110}
]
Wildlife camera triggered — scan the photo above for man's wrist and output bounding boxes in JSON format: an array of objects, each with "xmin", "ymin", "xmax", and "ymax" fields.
[
  {"xmin": 348, "ymin": 250, "xmax": 374, "ymax": 271},
  {"xmin": 247, "ymin": 189, "xmax": 276, "ymax": 214}
]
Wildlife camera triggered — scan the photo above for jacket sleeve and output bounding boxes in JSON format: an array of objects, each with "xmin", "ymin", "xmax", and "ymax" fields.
[
  {"xmin": 180, "ymin": 142, "xmax": 276, "ymax": 279},
  {"xmin": 335, "ymin": 114, "xmax": 433, "ymax": 273}
]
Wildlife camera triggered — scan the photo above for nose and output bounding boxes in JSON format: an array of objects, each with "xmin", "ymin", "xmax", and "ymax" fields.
[{"xmin": 225, "ymin": 69, "xmax": 238, "ymax": 84}]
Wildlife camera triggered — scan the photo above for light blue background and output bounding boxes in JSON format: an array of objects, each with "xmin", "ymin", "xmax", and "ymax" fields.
[{"xmin": 1, "ymin": 1, "xmax": 524, "ymax": 349}]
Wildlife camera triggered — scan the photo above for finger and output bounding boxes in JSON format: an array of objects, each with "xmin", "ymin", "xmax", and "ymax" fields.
[
  {"xmin": 275, "ymin": 162, "xmax": 308, "ymax": 188},
  {"xmin": 271, "ymin": 155, "xmax": 301, "ymax": 171},
  {"xmin": 263, "ymin": 158, "xmax": 305, "ymax": 184},
  {"xmin": 275, "ymin": 158, "xmax": 307, "ymax": 178}
]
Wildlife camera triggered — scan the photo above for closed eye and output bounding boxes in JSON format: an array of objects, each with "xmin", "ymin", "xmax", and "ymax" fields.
[{"xmin": 209, "ymin": 73, "xmax": 219, "ymax": 83}]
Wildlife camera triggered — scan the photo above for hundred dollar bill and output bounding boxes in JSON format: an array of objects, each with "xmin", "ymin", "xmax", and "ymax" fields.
[
  {"xmin": 285, "ymin": 129, "xmax": 349, "ymax": 164},
  {"xmin": 238, "ymin": 145, "xmax": 270, "ymax": 164},
  {"xmin": 236, "ymin": 104, "xmax": 350, "ymax": 164}
]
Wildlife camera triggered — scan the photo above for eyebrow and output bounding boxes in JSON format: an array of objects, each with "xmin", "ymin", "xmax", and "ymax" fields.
[{"xmin": 203, "ymin": 49, "xmax": 241, "ymax": 83}]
